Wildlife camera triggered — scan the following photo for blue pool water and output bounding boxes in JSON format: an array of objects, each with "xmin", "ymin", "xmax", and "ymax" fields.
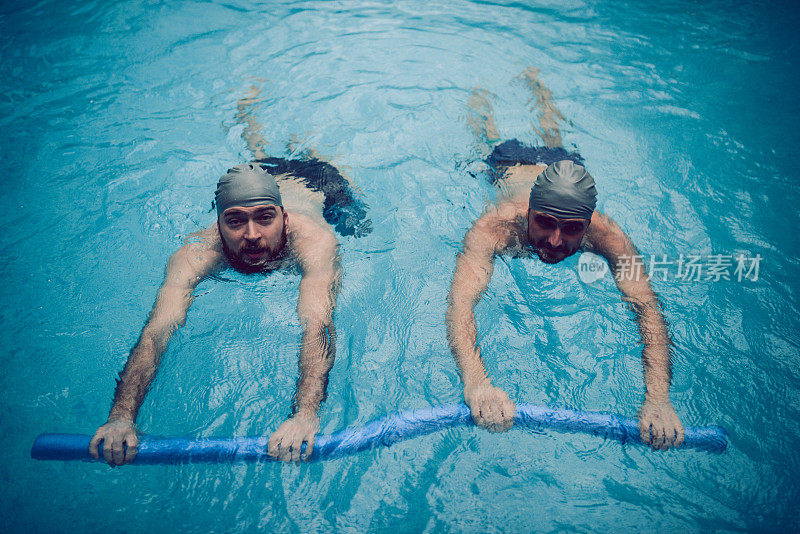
[{"xmin": 2, "ymin": 0, "xmax": 799, "ymax": 531}]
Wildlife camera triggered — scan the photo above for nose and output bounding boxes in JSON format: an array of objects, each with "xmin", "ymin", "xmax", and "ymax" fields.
[
  {"xmin": 547, "ymin": 228, "xmax": 563, "ymax": 248},
  {"xmin": 244, "ymin": 219, "xmax": 259, "ymax": 241}
]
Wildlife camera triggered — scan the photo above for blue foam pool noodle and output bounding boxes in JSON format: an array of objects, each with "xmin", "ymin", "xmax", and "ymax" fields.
[{"xmin": 31, "ymin": 403, "xmax": 727, "ymax": 464}]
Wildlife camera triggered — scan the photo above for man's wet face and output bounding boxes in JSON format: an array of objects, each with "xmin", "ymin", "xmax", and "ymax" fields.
[
  {"xmin": 527, "ymin": 210, "xmax": 589, "ymax": 264},
  {"xmin": 218, "ymin": 205, "xmax": 287, "ymax": 273}
]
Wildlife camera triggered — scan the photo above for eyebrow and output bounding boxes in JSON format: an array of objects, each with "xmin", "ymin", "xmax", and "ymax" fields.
[
  {"xmin": 224, "ymin": 206, "xmax": 277, "ymax": 218},
  {"xmin": 253, "ymin": 207, "xmax": 278, "ymax": 215}
]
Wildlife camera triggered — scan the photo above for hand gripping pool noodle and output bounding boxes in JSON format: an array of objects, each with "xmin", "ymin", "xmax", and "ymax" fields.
[{"xmin": 31, "ymin": 403, "xmax": 727, "ymax": 464}]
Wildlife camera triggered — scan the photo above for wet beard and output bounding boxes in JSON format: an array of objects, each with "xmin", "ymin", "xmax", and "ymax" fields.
[
  {"xmin": 220, "ymin": 227, "xmax": 288, "ymax": 274},
  {"xmin": 533, "ymin": 238, "xmax": 572, "ymax": 265}
]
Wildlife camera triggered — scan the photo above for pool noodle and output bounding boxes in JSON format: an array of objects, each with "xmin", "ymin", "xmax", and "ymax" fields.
[{"xmin": 31, "ymin": 403, "xmax": 727, "ymax": 464}]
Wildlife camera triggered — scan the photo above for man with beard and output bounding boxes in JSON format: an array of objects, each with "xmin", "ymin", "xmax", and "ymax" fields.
[
  {"xmin": 446, "ymin": 68, "xmax": 684, "ymax": 450},
  {"xmin": 90, "ymin": 89, "xmax": 368, "ymax": 465}
]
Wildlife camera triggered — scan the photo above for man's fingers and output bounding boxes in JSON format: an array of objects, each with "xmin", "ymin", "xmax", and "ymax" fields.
[
  {"xmin": 500, "ymin": 413, "xmax": 513, "ymax": 432},
  {"xmin": 473, "ymin": 406, "xmax": 487, "ymax": 429},
  {"xmin": 125, "ymin": 445, "xmax": 139, "ymax": 463},
  {"xmin": 675, "ymin": 423, "xmax": 685, "ymax": 446},
  {"xmin": 661, "ymin": 428, "xmax": 671, "ymax": 450},
  {"xmin": 276, "ymin": 434, "xmax": 293, "ymax": 462},
  {"xmin": 112, "ymin": 442, "xmax": 125, "ymax": 466},
  {"xmin": 668, "ymin": 428, "xmax": 679, "ymax": 449},
  {"xmin": 501, "ymin": 400, "xmax": 515, "ymax": 431},
  {"xmin": 478, "ymin": 415, "xmax": 492, "ymax": 430},
  {"xmin": 124, "ymin": 439, "xmax": 139, "ymax": 464},
  {"xmin": 282, "ymin": 443, "xmax": 294, "ymax": 463},
  {"xmin": 669, "ymin": 415, "xmax": 685, "ymax": 447},
  {"xmin": 267, "ymin": 434, "xmax": 280, "ymax": 458},
  {"xmin": 649, "ymin": 426, "xmax": 660, "ymax": 449},
  {"xmin": 491, "ymin": 406, "xmax": 510, "ymax": 433},
  {"xmin": 286, "ymin": 440, "xmax": 297, "ymax": 463},
  {"xmin": 493, "ymin": 409, "xmax": 514, "ymax": 433},
  {"xmin": 89, "ymin": 434, "xmax": 101, "ymax": 459},
  {"xmin": 102, "ymin": 437, "xmax": 115, "ymax": 465},
  {"xmin": 651, "ymin": 427, "xmax": 666, "ymax": 451},
  {"xmin": 486, "ymin": 402, "xmax": 504, "ymax": 432},
  {"xmin": 638, "ymin": 403, "xmax": 685, "ymax": 451},
  {"xmin": 666, "ymin": 423, "xmax": 683, "ymax": 449},
  {"xmin": 469, "ymin": 390, "xmax": 516, "ymax": 433},
  {"xmin": 664, "ymin": 430, "xmax": 674, "ymax": 447},
  {"xmin": 477, "ymin": 416, "xmax": 491, "ymax": 430},
  {"xmin": 277, "ymin": 442, "xmax": 290, "ymax": 462},
  {"xmin": 506, "ymin": 400, "xmax": 516, "ymax": 420},
  {"xmin": 291, "ymin": 439, "xmax": 302, "ymax": 463},
  {"xmin": 484, "ymin": 401, "xmax": 499, "ymax": 428},
  {"xmin": 639, "ymin": 419, "xmax": 652, "ymax": 444},
  {"xmin": 302, "ymin": 436, "xmax": 315, "ymax": 461}
]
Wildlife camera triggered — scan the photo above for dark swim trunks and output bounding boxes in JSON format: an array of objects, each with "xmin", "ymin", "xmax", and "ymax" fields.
[
  {"xmin": 485, "ymin": 139, "xmax": 585, "ymax": 184},
  {"xmin": 254, "ymin": 157, "xmax": 371, "ymax": 237}
]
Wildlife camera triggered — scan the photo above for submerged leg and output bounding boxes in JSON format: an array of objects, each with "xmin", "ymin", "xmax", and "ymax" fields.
[
  {"xmin": 235, "ymin": 86, "xmax": 370, "ymax": 236},
  {"xmin": 286, "ymin": 135, "xmax": 321, "ymax": 161},
  {"xmin": 467, "ymin": 88, "xmax": 502, "ymax": 156},
  {"xmin": 236, "ymin": 85, "xmax": 268, "ymax": 160},
  {"xmin": 520, "ymin": 67, "xmax": 564, "ymax": 149}
]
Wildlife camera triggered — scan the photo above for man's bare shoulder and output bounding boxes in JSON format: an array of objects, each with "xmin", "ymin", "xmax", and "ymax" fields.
[
  {"xmin": 287, "ymin": 211, "xmax": 336, "ymax": 245},
  {"xmin": 286, "ymin": 211, "xmax": 339, "ymax": 269},
  {"xmin": 584, "ymin": 211, "xmax": 631, "ymax": 257},
  {"xmin": 167, "ymin": 225, "xmax": 225, "ymax": 283},
  {"xmin": 466, "ymin": 198, "xmax": 528, "ymax": 255},
  {"xmin": 182, "ymin": 225, "xmax": 224, "ymax": 258}
]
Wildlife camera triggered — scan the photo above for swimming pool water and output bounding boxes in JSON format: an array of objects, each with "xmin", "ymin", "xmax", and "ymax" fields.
[{"xmin": 1, "ymin": 0, "xmax": 799, "ymax": 531}]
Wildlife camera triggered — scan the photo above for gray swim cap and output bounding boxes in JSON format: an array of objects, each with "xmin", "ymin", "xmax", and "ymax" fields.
[
  {"xmin": 215, "ymin": 163, "xmax": 282, "ymax": 217},
  {"xmin": 529, "ymin": 160, "xmax": 597, "ymax": 220}
]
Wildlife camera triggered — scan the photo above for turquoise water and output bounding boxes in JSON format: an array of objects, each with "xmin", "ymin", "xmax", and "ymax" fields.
[{"xmin": 2, "ymin": 0, "xmax": 799, "ymax": 531}]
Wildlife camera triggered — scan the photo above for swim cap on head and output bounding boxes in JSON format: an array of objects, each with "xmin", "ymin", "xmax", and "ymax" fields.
[
  {"xmin": 529, "ymin": 160, "xmax": 597, "ymax": 220},
  {"xmin": 215, "ymin": 163, "xmax": 282, "ymax": 217}
]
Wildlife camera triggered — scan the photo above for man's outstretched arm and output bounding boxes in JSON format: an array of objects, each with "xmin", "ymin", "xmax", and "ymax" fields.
[
  {"xmin": 268, "ymin": 224, "xmax": 340, "ymax": 462},
  {"xmin": 446, "ymin": 216, "xmax": 516, "ymax": 432},
  {"xmin": 587, "ymin": 213, "xmax": 685, "ymax": 450},
  {"xmin": 89, "ymin": 234, "xmax": 221, "ymax": 465}
]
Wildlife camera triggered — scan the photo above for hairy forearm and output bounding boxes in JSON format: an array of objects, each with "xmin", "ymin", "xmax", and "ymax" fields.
[
  {"xmin": 599, "ymin": 222, "xmax": 674, "ymax": 402},
  {"xmin": 446, "ymin": 245, "xmax": 496, "ymax": 389},
  {"xmin": 102, "ymin": 242, "xmax": 212, "ymax": 424},
  {"xmin": 108, "ymin": 327, "xmax": 170, "ymax": 422},
  {"xmin": 291, "ymin": 321, "xmax": 336, "ymax": 417},
  {"xmin": 446, "ymin": 300, "xmax": 490, "ymax": 388},
  {"xmin": 628, "ymin": 297, "xmax": 673, "ymax": 401},
  {"xmin": 591, "ymin": 216, "xmax": 682, "ymax": 431}
]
